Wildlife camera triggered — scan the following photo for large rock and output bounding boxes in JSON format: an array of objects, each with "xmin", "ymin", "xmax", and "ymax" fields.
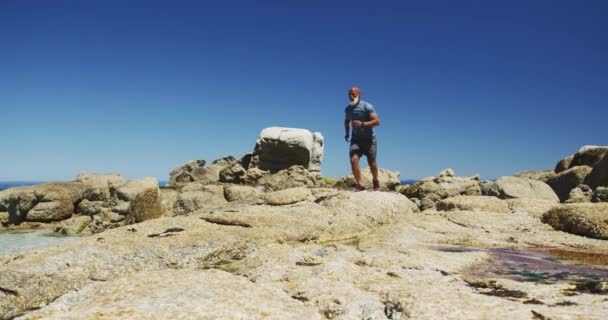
[
  {"xmin": 401, "ymin": 170, "xmax": 481, "ymax": 210},
  {"xmin": 593, "ymin": 186, "xmax": 608, "ymax": 203},
  {"xmin": 55, "ymin": 215, "xmax": 93, "ymax": 235},
  {"xmin": 554, "ymin": 154, "xmax": 574, "ymax": 174},
  {"xmin": 505, "ymin": 198, "xmax": 556, "ymax": 218},
  {"xmin": 565, "ymin": 185, "xmax": 593, "ymax": 203},
  {"xmin": 223, "ymin": 185, "xmax": 262, "ymax": 202},
  {"xmin": 546, "ymin": 166, "xmax": 593, "ymax": 202},
  {"xmin": 541, "ymin": 203, "xmax": 608, "ymax": 239},
  {"xmin": 75, "ymin": 172, "xmax": 126, "ymax": 201},
  {"xmin": 2, "ymin": 183, "xmax": 84, "ymax": 224},
  {"xmin": 485, "ymin": 176, "xmax": 559, "ymax": 203},
  {"xmin": 255, "ymin": 165, "xmax": 324, "ymax": 191},
  {"xmin": 436, "ymin": 195, "xmax": 510, "ymax": 213},
  {"xmin": 570, "ymin": 145, "xmax": 608, "ymax": 169},
  {"xmin": 334, "ymin": 167, "xmax": 401, "ymax": 191},
  {"xmin": 115, "ymin": 177, "xmax": 164, "ymax": 224},
  {"xmin": 174, "ymin": 184, "xmax": 227, "ymax": 215},
  {"xmin": 513, "ymin": 170, "xmax": 555, "ymax": 183},
  {"xmin": 584, "ymin": 152, "xmax": 608, "ymax": 190},
  {"xmin": 19, "ymin": 269, "xmax": 322, "ymax": 320},
  {"xmin": 263, "ymin": 187, "xmax": 313, "ymax": 205},
  {"xmin": 169, "ymin": 157, "xmax": 238, "ymax": 186},
  {"xmin": 251, "ymin": 127, "xmax": 324, "ymax": 173}
]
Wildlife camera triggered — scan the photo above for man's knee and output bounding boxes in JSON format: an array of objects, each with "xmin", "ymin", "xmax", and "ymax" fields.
[
  {"xmin": 368, "ymin": 159, "xmax": 377, "ymax": 168},
  {"xmin": 350, "ymin": 154, "xmax": 360, "ymax": 164}
]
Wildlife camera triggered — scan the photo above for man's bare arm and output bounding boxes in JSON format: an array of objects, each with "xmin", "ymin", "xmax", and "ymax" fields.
[{"xmin": 363, "ymin": 113, "xmax": 380, "ymax": 128}]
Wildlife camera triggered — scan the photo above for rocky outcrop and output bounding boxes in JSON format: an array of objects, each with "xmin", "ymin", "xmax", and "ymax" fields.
[
  {"xmin": 0, "ymin": 182, "xmax": 84, "ymax": 224},
  {"xmin": 173, "ymin": 183, "xmax": 227, "ymax": 215},
  {"xmin": 542, "ymin": 203, "xmax": 608, "ymax": 240},
  {"xmin": 2, "ymin": 190, "xmax": 607, "ymax": 320},
  {"xmin": 250, "ymin": 127, "xmax": 324, "ymax": 173},
  {"xmin": 584, "ymin": 152, "xmax": 608, "ymax": 190},
  {"xmin": 436, "ymin": 195, "xmax": 510, "ymax": 213},
  {"xmin": 565, "ymin": 185, "xmax": 593, "ymax": 203},
  {"xmin": 593, "ymin": 186, "xmax": 608, "ymax": 203},
  {"xmin": 484, "ymin": 176, "xmax": 559, "ymax": 203},
  {"xmin": 19, "ymin": 269, "xmax": 322, "ymax": 320},
  {"xmin": 513, "ymin": 170, "xmax": 555, "ymax": 183},
  {"xmin": 554, "ymin": 155, "xmax": 574, "ymax": 174},
  {"xmin": 546, "ymin": 166, "xmax": 593, "ymax": 202},
  {"xmin": 401, "ymin": 170, "xmax": 481, "ymax": 210},
  {"xmin": 0, "ymin": 173, "xmax": 165, "ymax": 233},
  {"xmin": 223, "ymin": 185, "xmax": 262, "ymax": 202},
  {"xmin": 548, "ymin": 146, "xmax": 608, "ymax": 200},
  {"xmin": 168, "ymin": 157, "xmax": 238, "ymax": 186},
  {"xmin": 334, "ymin": 167, "xmax": 401, "ymax": 191}
]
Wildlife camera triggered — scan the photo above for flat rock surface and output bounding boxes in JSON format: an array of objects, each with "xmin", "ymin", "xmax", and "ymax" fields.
[
  {"xmin": 17, "ymin": 269, "xmax": 321, "ymax": 320},
  {"xmin": 2, "ymin": 192, "xmax": 608, "ymax": 320}
]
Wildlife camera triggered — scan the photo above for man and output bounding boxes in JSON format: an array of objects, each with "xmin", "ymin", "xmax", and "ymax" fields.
[{"xmin": 344, "ymin": 86, "xmax": 381, "ymax": 192}]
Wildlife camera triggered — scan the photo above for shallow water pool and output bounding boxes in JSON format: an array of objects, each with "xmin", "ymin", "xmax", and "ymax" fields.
[{"xmin": 0, "ymin": 229, "xmax": 82, "ymax": 256}]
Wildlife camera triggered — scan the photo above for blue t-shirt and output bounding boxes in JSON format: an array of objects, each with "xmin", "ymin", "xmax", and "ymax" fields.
[{"xmin": 345, "ymin": 100, "xmax": 376, "ymax": 140}]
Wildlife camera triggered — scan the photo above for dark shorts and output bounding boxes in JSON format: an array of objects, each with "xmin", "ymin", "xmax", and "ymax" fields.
[{"xmin": 350, "ymin": 137, "xmax": 377, "ymax": 161}]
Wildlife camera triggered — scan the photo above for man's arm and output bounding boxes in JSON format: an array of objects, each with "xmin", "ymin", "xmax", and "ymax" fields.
[
  {"xmin": 363, "ymin": 113, "xmax": 380, "ymax": 128},
  {"xmin": 344, "ymin": 117, "xmax": 351, "ymax": 142}
]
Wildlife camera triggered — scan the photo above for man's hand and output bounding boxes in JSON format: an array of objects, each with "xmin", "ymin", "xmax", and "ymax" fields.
[
  {"xmin": 344, "ymin": 134, "xmax": 350, "ymax": 142},
  {"xmin": 352, "ymin": 120, "xmax": 363, "ymax": 128}
]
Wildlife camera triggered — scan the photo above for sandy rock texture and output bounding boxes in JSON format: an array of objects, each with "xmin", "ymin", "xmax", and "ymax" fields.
[{"xmin": 1, "ymin": 186, "xmax": 607, "ymax": 320}]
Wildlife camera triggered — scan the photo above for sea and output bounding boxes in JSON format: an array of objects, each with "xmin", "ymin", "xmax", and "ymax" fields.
[{"xmin": 0, "ymin": 181, "xmax": 169, "ymax": 191}]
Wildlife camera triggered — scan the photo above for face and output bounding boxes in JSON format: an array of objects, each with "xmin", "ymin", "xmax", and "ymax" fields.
[{"xmin": 349, "ymin": 91, "xmax": 359, "ymax": 101}]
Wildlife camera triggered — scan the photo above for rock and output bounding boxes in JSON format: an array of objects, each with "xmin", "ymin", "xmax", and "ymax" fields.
[
  {"xmin": 542, "ymin": 203, "xmax": 608, "ymax": 239},
  {"xmin": 486, "ymin": 176, "xmax": 559, "ymax": 203},
  {"xmin": 116, "ymin": 178, "xmax": 164, "ymax": 224},
  {"xmin": 584, "ymin": 152, "xmax": 608, "ymax": 190},
  {"xmin": 310, "ymin": 132, "xmax": 324, "ymax": 172},
  {"xmin": 334, "ymin": 167, "xmax": 401, "ymax": 191},
  {"xmin": 438, "ymin": 168, "xmax": 454, "ymax": 178},
  {"xmin": 401, "ymin": 171, "xmax": 481, "ymax": 210},
  {"xmin": 159, "ymin": 188, "xmax": 178, "ymax": 216},
  {"xmin": 19, "ymin": 269, "xmax": 322, "ymax": 320},
  {"xmin": 514, "ymin": 170, "xmax": 555, "ymax": 183},
  {"xmin": 252, "ymin": 127, "xmax": 324, "ymax": 173},
  {"xmin": 110, "ymin": 199, "xmax": 130, "ymax": 214},
  {"xmin": 224, "ymin": 185, "xmax": 262, "ymax": 202},
  {"xmin": 436, "ymin": 196, "xmax": 510, "ymax": 213},
  {"xmin": 570, "ymin": 145, "xmax": 608, "ymax": 168},
  {"xmin": 255, "ymin": 165, "xmax": 324, "ymax": 191},
  {"xmin": 565, "ymin": 185, "xmax": 593, "ymax": 203},
  {"xmin": 55, "ymin": 215, "xmax": 92, "ymax": 235},
  {"xmin": 0, "ymin": 211, "xmax": 8, "ymax": 225},
  {"xmin": 546, "ymin": 166, "xmax": 593, "ymax": 202},
  {"xmin": 75, "ymin": 172, "xmax": 126, "ymax": 201},
  {"xmin": 125, "ymin": 188, "xmax": 163, "ymax": 224},
  {"xmin": 77, "ymin": 199, "xmax": 109, "ymax": 216},
  {"xmin": 219, "ymin": 162, "xmax": 248, "ymax": 183},
  {"xmin": 114, "ymin": 177, "xmax": 159, "ymax": 202},
  {"xmin": 168, "ymin": 159, "xmax": 206, "ymax": 185},
  {"xmin": 174, "ymin": 185, "xmax": 227, "ymax": 215},
  {"xmin": 263, "ymin": 187, "xmax": 313, "ymax": 205},
  {"xmin": 26, "ymin": 200, "xmax": 74, "ymax": 222},
  {"xmin": 505, "ymin": 198, "xmax": 556, "ymax": 218},
  {"xmin": 2, "ymin": 183, "xmax": 84, "ymax": 223},
  {"xmin": 169, "ymin": 157, "xmax": 238, "ymax": 187},
  {"xmin": 554, "ymin": 154, "xmax": 574, "ymax": 174},
  {"xmin": 593, "ymin": 186, "xmax": 608, "ymax": 203}
]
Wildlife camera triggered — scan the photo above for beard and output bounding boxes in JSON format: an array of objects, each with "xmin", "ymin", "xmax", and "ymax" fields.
[{"xmin": 349, "ymin": 96, "xmax": 359, "ymax": 106}]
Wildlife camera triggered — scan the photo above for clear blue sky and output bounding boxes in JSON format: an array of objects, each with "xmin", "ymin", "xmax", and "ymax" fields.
[{"xmin": 1, "ymin": 0, "xmax": 606, "ymax": 181}]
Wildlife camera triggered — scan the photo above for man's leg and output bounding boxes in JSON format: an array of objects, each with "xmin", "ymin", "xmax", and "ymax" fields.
[
  {"xmin": 350, "ymin": 153, "xmax": 363, "ymax": 187},
  {"xmin": 368, "ymin": 138, "xmax": 379, "ymax": 191}
]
